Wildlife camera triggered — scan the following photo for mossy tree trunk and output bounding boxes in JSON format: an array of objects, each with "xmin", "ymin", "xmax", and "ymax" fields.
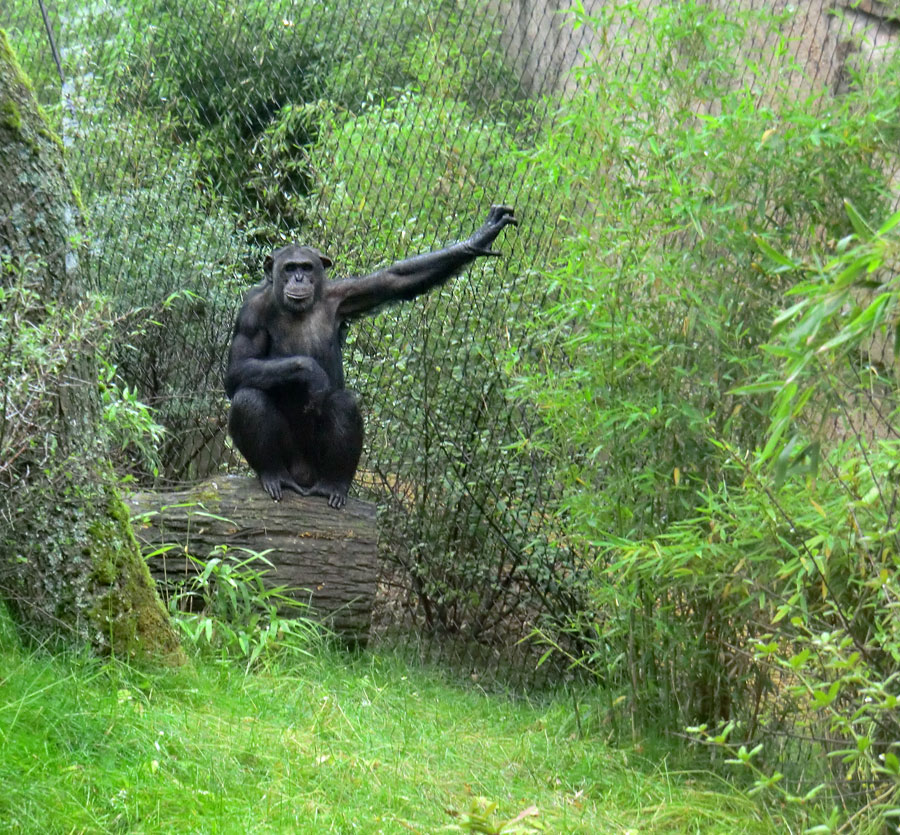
[{"xmin": 0, "ymin": 30, "xmax": 183, "ymax": 663}]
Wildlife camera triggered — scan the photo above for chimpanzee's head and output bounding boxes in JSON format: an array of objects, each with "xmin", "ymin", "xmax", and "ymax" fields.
[{"xmin": 264, "ymin": 245, "xmax": 333, "ymax": 314}]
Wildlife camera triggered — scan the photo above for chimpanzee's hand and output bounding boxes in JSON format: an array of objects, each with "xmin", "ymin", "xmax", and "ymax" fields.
[
  {"xmin": 465, "ymin": 205, "xmax": 517, "ymax": 256},
  {"xmin": 288, "ymin": 356, "xmax": 330, "ymax": 396}
]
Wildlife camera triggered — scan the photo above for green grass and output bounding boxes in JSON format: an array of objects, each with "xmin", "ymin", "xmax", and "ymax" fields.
[{"xmin": 0, "ymin": 614, "xmax": 787, "ymax": 834}]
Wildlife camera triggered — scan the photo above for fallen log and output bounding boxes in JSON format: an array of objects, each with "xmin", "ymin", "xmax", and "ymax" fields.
[{"xmin": 127, "ymin": 475, "xmax": 378, "ymax": 639}]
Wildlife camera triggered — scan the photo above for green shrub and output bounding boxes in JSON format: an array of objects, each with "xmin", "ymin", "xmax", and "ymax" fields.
[
  {"xmin": 512, "ymin": 3, "xmax": 900, "ymax": 828},
  {"xmin": 0, "ymin": 255, "xmax": 163, "ymax": 485},
  {"xmin": 161, "ymin": 543, "xmax": 325, "ymax": 669},
  {"xmin": 79, "ymin": 0, "xmax": 519, "ymax": 235},
  {"xmin": 719, "ymin": 207, "xmax": 900, "ymax": 831}
]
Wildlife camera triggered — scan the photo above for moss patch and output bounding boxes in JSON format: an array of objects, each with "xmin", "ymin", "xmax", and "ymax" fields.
[
  {"xmin": 1, "ymin": 30, "xmax": 72, "ymax": 162},
  {"xmin": 0, "ymin": 29, "xmax": 35, "ymax": 93},
  {"xmin": 0, "ymin": 99, "xmax": 22, "ymax": 132},
  {"xmin": 88, "ymin": 489, "xmax": 186, "ymax": 666}
]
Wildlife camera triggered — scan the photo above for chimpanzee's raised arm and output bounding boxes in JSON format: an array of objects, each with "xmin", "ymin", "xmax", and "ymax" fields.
[{"xmin": 332, "ymin": 205, "xmax": 517, "ymax": 318}]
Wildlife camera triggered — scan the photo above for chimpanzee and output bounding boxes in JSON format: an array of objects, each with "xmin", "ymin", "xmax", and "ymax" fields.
[{"xmin": 225, "ymin": 205, "xmax": 517, "ymax": 509}]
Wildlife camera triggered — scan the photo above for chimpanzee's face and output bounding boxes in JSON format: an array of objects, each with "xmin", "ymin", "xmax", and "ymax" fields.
[{"xmin": 265, "ymin": 245, "xmax": 332, "ymax": 314}]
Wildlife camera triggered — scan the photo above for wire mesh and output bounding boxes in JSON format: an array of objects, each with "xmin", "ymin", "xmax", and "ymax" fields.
[{"xmin": 3, "ymin": 0, "xmax": 896, "ymax": 683}]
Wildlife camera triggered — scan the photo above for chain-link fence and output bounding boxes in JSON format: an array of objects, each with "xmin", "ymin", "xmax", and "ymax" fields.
[{"xmin": 3, "ymin": 0, "xmax": 898, "ymax": 682}]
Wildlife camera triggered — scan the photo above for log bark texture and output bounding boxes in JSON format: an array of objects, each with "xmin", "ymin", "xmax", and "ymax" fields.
[{"xmin": 128, "ymin": 476, "xmax": 379, "ymax": 638}]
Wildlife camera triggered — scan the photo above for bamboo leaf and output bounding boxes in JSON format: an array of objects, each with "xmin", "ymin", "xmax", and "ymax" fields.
[
  {"xmin": 818, "ymin": 294, "xmax": 890, "ymax": 353},
  {"xmin": 832, "ymin": 255, "xmax": 870, "ymax": 290},
  {"xmin": 730, "ymin": 380, "xmax": 782, "ymax": 395},
  {"xmin": 844, "ymin": 199, "xmax": 873, "ymax": 240},
  {"xmin": 876, "ymin": 207, "xmax": 900, "ymax": 236},
  {"xmin": 755, "ymin": 236, "xmax": 796, "ymax": 269}
]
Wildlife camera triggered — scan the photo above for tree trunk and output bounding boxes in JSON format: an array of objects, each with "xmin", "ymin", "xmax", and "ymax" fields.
[
  {"xmin": 129, "ymin": 476, "xmax": 379, "ymax": 640},
  {"xmin": 0, "ymin": 30, "xmax": 183, "ymax": 663}
]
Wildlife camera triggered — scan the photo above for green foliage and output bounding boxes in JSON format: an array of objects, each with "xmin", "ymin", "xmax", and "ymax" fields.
[
  {"xmin": 716, "ymin": 207, "xmax": 900, "ymax": 831},
  {"xmin": 73, "ymin": 111, "xmax": 248, "ymax": 479},
  {"xmin": 515, "ymin": 1, "xmax": 895, "ymax": 541},
  {"xmin": 0, "ymin": 263, "xmax": 70, "ymax": 487},
  {"xmin": 296, "ymin": 79, "xmax": 564, "ymax": 641},
  {"xmin": 307, "ymin": 92, "xmax": 522, "ymax": 259},
  {"xmin": 746, "ymin": 202, "xmax": 900, "ymax": 477},
  {"xmin": 0, "ymin": 256, "xmax": 162, "ymax": 488},
  {"xmin": 65, "ymin": 0, "xmax": 520, "ymax": 237},
  {"xmin": 511, "ymin": 4, "xmax": 900, "ymax": 829},
  {"xmin": 98, "ymin": 359, "xmax": 165, "ymax": 477},
  {"xmin": 159, "ymin": 543, "xmax": 324, "ymax": 669},
  {"xmin": 446, "ymin": 797, "xmax": 542, "ymax": 833}
]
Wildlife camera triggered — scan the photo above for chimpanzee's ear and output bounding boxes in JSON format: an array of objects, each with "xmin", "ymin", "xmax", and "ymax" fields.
[
  {"xmin": 312, "ymin": 248, "xmax": 333, "ymax": 270},
  {"xmin": 263, "ymin": 253, "xmax": 275, "ymax": 280}
]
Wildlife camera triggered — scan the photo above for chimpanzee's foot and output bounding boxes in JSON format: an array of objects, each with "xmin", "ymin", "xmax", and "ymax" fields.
[
  {"xmin": 305, "ymin": 481, "xmax": 349, "ymax": 510},
  {"xmin": 327, "ymin": 489, "xmax": 347, "ymax": 510},
  {"xmin": 260, "ymin": 472, "xmax": 308, "ymax": 501}
]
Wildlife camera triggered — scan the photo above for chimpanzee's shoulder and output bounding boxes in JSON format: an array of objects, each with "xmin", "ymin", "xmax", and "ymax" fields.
[{"xmin": 234, "ymin": 283, "xmax": 273, "ymax": 331}]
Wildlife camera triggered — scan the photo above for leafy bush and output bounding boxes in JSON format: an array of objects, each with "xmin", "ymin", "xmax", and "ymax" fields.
[
  {"xmin": 306, "ymin": 92, "xmax": 523, "ymax": 264},
  {"xmin": 76, "ymin": 0, "xmax": 519, "ymax": 236},
  {"xmin": 511, "ymin": 3, "xmax": 900, "ymax": 829},
  {"xmin": 719, "ymin": 207, "xmax": 900, "ymax": 831},
  {"xmin": 0, "ymin": 258, "xmax": 78, "ymax": 489},
  {"xmin": 0, "ymin": 255, "xmax": 163, "ymax": 486},
  {"xmin": 302, "ymin": 94, "xmax": 580, "ymax": 642}
]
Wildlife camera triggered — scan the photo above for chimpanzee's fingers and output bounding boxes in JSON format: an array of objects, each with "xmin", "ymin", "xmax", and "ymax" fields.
[
  {"xmin": 263, "ymin": 477, "xmax": 283, "ymax": 501},
  {"xmin": 488, "ymin": 204, "xmax": 516, "ymax": 225}
]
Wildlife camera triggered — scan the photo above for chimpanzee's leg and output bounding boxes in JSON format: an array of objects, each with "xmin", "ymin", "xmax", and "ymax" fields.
[
  {"xmin": 297, "ymin": 389, "xmax": 364, "ymax": 509},
  {"xmin": 228, "ymin": 387, "xmax": 309, "ymax": 501}
]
